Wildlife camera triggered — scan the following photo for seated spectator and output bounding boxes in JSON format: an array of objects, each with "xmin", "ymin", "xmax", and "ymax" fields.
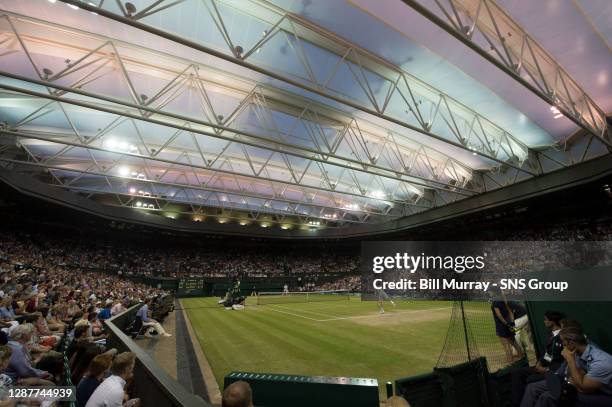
[
  {"xmin": 5, "ymin": 324, "xmax": 51, "ymax": 382},
  {"xmin": 511, "ymin": 311, "xmax": 565, "ymax": 406},
  {"xmin": 521, "ymin": 326, "xmax": 612, "ymax": 407},
  {"xmin": 67, "ymin": 325, "xmax": 92, "ymax": 360},
  {"xmin": 0, "ymin": 345, "xmax": 12, "ymax": 402},
  {"xmin": 74, "ymin": 311, "xmax": 90, "ymax": 331},
  {"xmin": 76, "ymin": 352, "xmax": 114, "ymax": 407},
  {"xmin": 97, "ymin": 301, "xmax": 112, "ymax": 321},
  {"xmin": 46, "ymin": 305, "xmax": 66, "ymax": 332},
  {"xmin": 88, "ymin": 312, "xmax": 104, "ymax": 337},
  {"xmin": 85, "ymin": 352, "xmax": 140, "ymax": 407},
  {"xmin": 0, "ymin": 298, "xmax": 17, "ymax": 335},
  {"xmin": 110, "ymin": 300, "xmax": 127, "ymax": 317},
  {"xmin": 32, "ymin": 312, "xmax": 60, "ymax": 348},
  {"xmin": 136, "ymin": 300, "xmax": 171, "ymax": 338},
  {"xmin": 222, "ymin": 381, "xmax": 254, "ymax": 407}
]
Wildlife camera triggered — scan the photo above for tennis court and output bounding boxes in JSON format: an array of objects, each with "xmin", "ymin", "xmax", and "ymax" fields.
[{"xmin": 181, "ymin": 295, "xmax": 456, "ymax": 397}]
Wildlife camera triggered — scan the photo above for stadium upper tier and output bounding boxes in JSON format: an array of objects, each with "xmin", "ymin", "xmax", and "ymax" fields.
[{"xmin": 0, "ymin": 0, "xmax": 609, "ymax": 236}]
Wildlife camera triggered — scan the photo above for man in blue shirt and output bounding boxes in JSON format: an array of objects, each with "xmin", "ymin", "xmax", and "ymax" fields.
[
  {"xmin": 521, "ymin": 326, "xmax": 612, "ymax": 407},
  {"xmin": 97, "ymin": 300, "xmax": 112, "ymax": 321},
  {"xmin": 136, "ymin": 300, "xmax": 171, "ymax": 338}
]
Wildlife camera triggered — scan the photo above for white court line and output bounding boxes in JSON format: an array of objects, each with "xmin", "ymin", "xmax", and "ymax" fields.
[
  {"xmin": 316, "ymin": 306, "xmax": 452, "ymax": 322},
  {"xmin": 265, "ymin": 305, "xmax": 452, "ymax": 322},
  {"xmin": 270, "ymin": 304, "xmax": 341, "ymax": 319},
  {"xmin": 264, "ymin": 305, "xmax": 322, "ymax": 321}
]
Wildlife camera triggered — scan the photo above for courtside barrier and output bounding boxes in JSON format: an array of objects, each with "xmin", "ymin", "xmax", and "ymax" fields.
[
  {"xmin": 224, "ymin": 371, "xmax": 379, "ymax": 407},
  {"xmin": 105, "ymin": 304, "xmax": 211, "ymax": 407}
]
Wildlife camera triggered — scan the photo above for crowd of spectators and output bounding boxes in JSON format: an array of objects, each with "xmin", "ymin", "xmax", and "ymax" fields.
[
  {"xmin": 0, "ymin": 233, "xmax": 171, "ymax": 406},
  {"xmin": 3, "ymin": 216, "xmax": 612, "ymax": 295},
  {"xmin": 0, "ymin": 229, "xmax": 358, "ymax": 280}
]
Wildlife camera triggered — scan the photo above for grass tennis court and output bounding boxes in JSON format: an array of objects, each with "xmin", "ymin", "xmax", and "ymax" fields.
[{"xmin": 181, "ymin": 296, "xmax": 457, "ymax": 396}]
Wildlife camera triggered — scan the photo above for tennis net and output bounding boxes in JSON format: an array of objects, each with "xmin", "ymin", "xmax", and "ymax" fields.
[{"xmin": 256, "ymin": 290, "xmax": 351, "ymax": 305}]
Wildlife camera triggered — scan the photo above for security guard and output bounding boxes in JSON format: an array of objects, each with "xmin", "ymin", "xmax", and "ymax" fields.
[{"xmin": 521, "ymin": 326, "xmax": 612, "ymax": 407}]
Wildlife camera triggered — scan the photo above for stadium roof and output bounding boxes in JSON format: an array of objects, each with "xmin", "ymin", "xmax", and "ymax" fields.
[{"xmin": 0, "ymin": 0, "xmax": 610, "ymax": 237}]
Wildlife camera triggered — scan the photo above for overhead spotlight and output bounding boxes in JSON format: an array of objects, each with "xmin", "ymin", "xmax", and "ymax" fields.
[
  {"xmin": 118, "ymin": 166, "xmax": 130, "ymax": 177},
  {"xmin": 239, "ymin": 221, "xmax": 247, "ymax": 226},
  {"xmin": 129, "ymin": 187, "xmax": 136, "ymax": 194},
  {"xmin": 135, "ymin": 201, "xmax": 142, "ymax": 207},
  {"xmin": 550, "ymin": 106, "xmax": 563, "ymax": 119},
  {"xmin": 235, "ymin": 45, "xmax": 244, "ymax": 58},
  {"xmin": 147, "ymin": 204, "xmax": 154, "ymax": 209},
  {"xmin": 131, "ymin": 171, "xmax": 138, "ymax": 177},
  {"xmin": 66, "ymin": 3, "xmax": 79, "ymax": 10},
  {"xmin": 260, "ymin": 223, "xmax": 269, "ymax": 228},
  {"xmin": 370, "ymin": 190, "xmax": 385, "ymax": 199},
  {"xmin": 125, "ymin": 2, "xmax": 137, "ymax": 16},
  {"xmin": 218, "ymin": 219, "xmax": 227, "ymax": 224},
  {"xmin": 281, "ymin": 225, "xmax": 290, "ymax": 230},
  {"xmin": 193, "ymin": 217, "xmax": 202, "ymax": 222}
]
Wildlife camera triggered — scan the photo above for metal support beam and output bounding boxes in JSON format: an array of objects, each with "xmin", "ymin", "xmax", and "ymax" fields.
[
  {"xmin": 56, "ymin": 0, "xmax": 539, "ymax": 173},
  {"xmin": 399, "ymin": 0, "xmax": 610, "ymax": 146}
]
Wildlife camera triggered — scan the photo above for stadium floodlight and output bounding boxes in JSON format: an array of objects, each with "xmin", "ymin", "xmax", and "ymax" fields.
[
  {"xmin": 105, "ymin": 139, "xmax": 118, "ymax": 149},
  {"xmin": 135, "ymin": 201, "xmax": 142, "ymax": 207},
  {"xmin": 281, "ymin": 225, "xmax": 290, "ymax": 230},
  {"xmin": 260, "ymin": 223, "xmax": 269, "ymax": 228},
  {"xmin": 118, "ymin": 166, "xmax": 130, "ymax": 177},
  {"xmin": 129, "ymin": 187, "xmax": 136, "ymax": 194},
  {"xmin": 239, "ymin": 221, "xmax": 248, "ymax": 226},
  {"xmin": 218, "ymin": 219, "xmax": 227, "ymax": 224},
  {"xmin": 370, "ymin": 190, "xmax": 386, "ymax": 199},
  {"xmin": 550, "ymin": 106, "xmax": 563, "ymax": 119}
]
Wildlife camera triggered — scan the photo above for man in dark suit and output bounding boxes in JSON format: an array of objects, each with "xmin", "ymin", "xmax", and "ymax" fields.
[{"xmin": 511, "ymin": 311, "xmax": 565, "ymax": 406}]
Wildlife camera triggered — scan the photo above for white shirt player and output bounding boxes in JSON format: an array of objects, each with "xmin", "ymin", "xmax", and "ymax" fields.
[{"xmin": 283, "ymin": 284, "xmax": 289, "ymax": 295}]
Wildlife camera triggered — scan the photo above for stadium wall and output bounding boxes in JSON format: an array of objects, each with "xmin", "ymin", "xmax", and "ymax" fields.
[{"xmin": 526, "ymin": 301, "xmax": 612, "ymax": 356}]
